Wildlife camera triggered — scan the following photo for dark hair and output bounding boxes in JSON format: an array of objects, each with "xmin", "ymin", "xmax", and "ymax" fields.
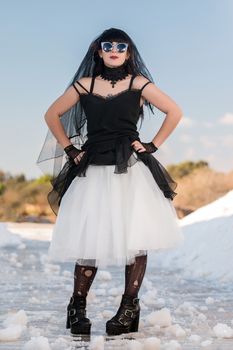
[{"xmin": 37, "ymin": 28, "xmax": 156, "ymax": 181}]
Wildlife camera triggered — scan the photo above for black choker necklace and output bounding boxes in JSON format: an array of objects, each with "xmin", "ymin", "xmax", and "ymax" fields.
[{"xmin": 100, "ymin": 62, "xmax": 129, "ymax": 88}]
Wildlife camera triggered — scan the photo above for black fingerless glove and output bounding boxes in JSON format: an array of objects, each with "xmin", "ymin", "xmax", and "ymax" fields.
[
  {"xmin": 64, "ymin": 144, "xmax": 82, "ymax": 162},
  {"xmin": 141, "ymin": 141, "xmax": 158, "ymax": 153}
]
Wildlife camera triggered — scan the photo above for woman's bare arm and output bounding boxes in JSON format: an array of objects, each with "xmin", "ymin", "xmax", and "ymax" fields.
[
  {"xmin": 44, "ymin": 85, "xmax": 80, "ymax": 148},
  {"xmin": 132, "ymin": 77, "xmax": 183, "ymax": 152}
]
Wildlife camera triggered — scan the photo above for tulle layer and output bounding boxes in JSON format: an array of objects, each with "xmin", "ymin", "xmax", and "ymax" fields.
[
  {"xmin": 48, "ymin": 160, "xmax": 184, "ymax": 268},
  {"xmin": 47, "ymin": 135, "xmax": 178, "ymax": 216}
]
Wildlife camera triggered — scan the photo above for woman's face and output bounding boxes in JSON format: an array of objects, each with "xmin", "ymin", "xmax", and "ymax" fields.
[{"xmin": 98, "ymin": 41, "xmax": 130, "ymax": 68}]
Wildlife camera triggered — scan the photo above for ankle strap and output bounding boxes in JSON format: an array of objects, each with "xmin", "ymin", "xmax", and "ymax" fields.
[{"xmin": 121, "ymin": 294, "xmax": 139, "ymax": 304}]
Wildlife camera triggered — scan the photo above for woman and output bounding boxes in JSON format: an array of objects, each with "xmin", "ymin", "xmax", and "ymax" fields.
[{"xmin": 36, "ymin": 27, "xmax": 184, "ymax": 337}]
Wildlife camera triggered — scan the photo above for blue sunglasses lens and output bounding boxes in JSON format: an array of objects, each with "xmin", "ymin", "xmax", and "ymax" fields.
[
  {"xmin": 101, "ymin": 42, "xmax": 128, "ymax": 53},
  {"xmin": 102, "ymin": 42, "xmax": 112, "ymax": 52},
  {"xmin": 117, "ymin": 43, "xmax": 128, "ymax": 52}
]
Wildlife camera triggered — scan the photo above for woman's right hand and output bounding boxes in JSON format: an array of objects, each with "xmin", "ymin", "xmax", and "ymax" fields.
[
  {"xmin": 74, "ymin": 151, "xmax": 85, "ymax": 165},
  {"xmin": 64, "ymin": 144, "xmax": 86, "ymax": 165}
]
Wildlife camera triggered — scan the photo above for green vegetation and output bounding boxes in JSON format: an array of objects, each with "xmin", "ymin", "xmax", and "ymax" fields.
[
  {"xmin": 0, "ymin": 170, "xmax": 52, "ymax": 222},
  {"xmin": 0, "ymin": 182, "xmax": 6, "ymax": 195},
  {"xmin": 167, "ymin": 160, "xmax": 209, "ymax": 178},
  {"xmin": 34, "ymin": 174, "xmax": 52, "ymax": 184}
]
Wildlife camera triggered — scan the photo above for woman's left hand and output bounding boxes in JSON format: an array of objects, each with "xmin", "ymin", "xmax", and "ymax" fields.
[
  {"xmin": 131, "ymin": 140, "xmax": 158, "ymax": 153},
  {"xmin": 131, "ymin": 140, "xmax": 147, "ymax": 153}
]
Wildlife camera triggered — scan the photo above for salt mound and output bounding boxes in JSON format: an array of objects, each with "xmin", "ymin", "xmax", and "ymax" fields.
[
  {"xmin": 153, "ymin": 190, "xmax": 233, "ymax": 281},
  {"xmin": 0, "ymin": 222, "xmax": 22, "ymax": 247}
]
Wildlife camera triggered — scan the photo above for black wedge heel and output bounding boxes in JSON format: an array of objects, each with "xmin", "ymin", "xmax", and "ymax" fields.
[
  {"xmin": 66, "ymin": 295, "xmax": 91, "ymax": 335},
  {"xmin": 130, "ymin": 310, "xmax": 140, "ymax": 332},
  {"xmin": 106, "ymin": 294, "xmax": 140, "ymax": 336}
]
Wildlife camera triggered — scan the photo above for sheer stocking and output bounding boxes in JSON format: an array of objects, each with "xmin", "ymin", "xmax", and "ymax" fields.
[
  {"xmin": 124, "ymin": 253, "xmax": 148, "ymax": 298},
  {"xmin": 73, "ymin": 261, "xmax": 98, "ymax": 297}
]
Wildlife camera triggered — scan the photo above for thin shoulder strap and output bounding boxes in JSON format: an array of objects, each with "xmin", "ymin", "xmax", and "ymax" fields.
[
  {"xmin": 73, "ymin": 81, "xmax": 90, "ymax": 94},
  {"xmin": 90, "ymin": 76, "xmax": 96, "ymax": 93},
  {"xmin": 128, "ymin": 74, "xmax": 136, "ymax": 90},
  {"xmin": 72, "ymin": 83, "xmax": 81, "ymax": 96},
  {"xmin": 140, "ymin": 80, "xmax": 152, "ymax": 92}
]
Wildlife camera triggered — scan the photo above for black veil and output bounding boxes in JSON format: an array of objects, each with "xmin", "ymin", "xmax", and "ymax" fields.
[{"xmin": 36, "ymin": 28, "xmax": 156, "ymax": 179}]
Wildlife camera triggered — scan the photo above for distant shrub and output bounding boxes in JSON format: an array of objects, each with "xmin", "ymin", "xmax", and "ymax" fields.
[
  {"xmin": 0, "ymin": 182, "xmax": 6, "ymax": 195},
  {"xmin": 15, "ymin": 174, "xmax": 26, "ymax": 182},
  {"xmin": 0, "ymin": 170, "xmax": 6, "ymax": 182},
  {"xmin": 34, "ymin": 174, "xmax": 52, "ymax": 184},
  {"xmin": 167, "ymin": 160, "xmax": 209, "ymax": 178},
  {"xmin": 6, "ymin": 174, "xmax": 27, "ymax": 186}
]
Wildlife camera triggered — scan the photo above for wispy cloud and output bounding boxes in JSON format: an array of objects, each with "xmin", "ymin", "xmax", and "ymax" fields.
[
  {"xmin": 179, "ymin": 116, "xmax": 195, "ymax": 128},
  {"xmin": 184, "ymin": 147, "xmax": 196, "ymax": 158},
  {"xmin": 219, "ymin": 113, "xmax": 233, "ymax": 125},
  {"xmin": 201, "ymin": 121, "xmax": 214, "ymax": 128},
  {"xmin": 221, "ymin": 134, "xmax": 233, "ymax": 147},
  {"xmin": 179, "ymin": 134, "xmax": 193, "ymax": 143},
  {"xmin": 199, "ymin": 136, "xmax": 216, "ymax": 149}
]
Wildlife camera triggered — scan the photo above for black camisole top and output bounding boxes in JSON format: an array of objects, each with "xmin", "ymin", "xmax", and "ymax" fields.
[{"xmin": 72, "ymin": 74, "xmax": 148, "ymax": 171}]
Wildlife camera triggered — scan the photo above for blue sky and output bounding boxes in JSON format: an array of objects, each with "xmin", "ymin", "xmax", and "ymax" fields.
[{"xmin": 1, "ymin": 0, "xmax": 233, "ymax": 179}]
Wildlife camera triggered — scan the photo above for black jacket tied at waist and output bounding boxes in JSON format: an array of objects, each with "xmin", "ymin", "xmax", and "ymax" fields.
[{"xmin": 47, "ymin": 133, "xmax": 177, "ymax": 216}]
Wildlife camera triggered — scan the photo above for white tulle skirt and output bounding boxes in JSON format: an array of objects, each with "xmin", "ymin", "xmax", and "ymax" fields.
[{"xmin": 48, "ymin": 159, "xmax": 184, "ymax": 268}]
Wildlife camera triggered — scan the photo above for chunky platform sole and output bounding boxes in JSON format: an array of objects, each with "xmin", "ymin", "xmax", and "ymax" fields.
[
  {"xmin": 66, "ymin": 313, "xmax": 91, "ymax": 335},
  {"xmin": 106, "ymin": 309, "xmax": 140, "ymax": 336}
]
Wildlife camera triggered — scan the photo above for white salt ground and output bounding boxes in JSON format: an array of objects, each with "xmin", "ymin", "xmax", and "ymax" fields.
[
  {"xmin": 212, "ymin": 323, "xmax": 233, "ymax": 338},
  {"xmin": 0, "ymin": 324, "xmax": 25, "ymax": 342},
  {"xmin": 3, "ymin": 309, "xmax": 28, "ymax": 328},
  {"xmin": 23, "ymin": 336, "xmax": 51, "ymax": 350},
  {"xmin": 0, "ymin": 222, "xmax": 22, "ymax": 248},
  {"xmin": 0, "ymin": 310, "xmax": 28, "ymax": 342},
  {"xmin": 89, "ymin": 335, "xmax": 105, "ymax": 349},
  {"xmin": 145, "ymin": 308, "xmax": 172, "ymax": 327}
]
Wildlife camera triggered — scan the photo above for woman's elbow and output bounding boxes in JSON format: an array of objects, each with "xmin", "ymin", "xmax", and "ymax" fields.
[
  {"xmin": 173, "ymin": 106, "xmax": 183, "ymax": 121},
  {"xmin": 44, "ymin": 112, "xmax": 53, "ymax": 126},
  {"xmin": 178, "ymin": 110, "xmax": 184, "ymax": 121},
  {"xmin": 44, "ymin": 112, "xmax": 49, "ymax": 122},
  {"xmin": 44, "ymin": 107, "xmax": 59, "ymax": 122}
]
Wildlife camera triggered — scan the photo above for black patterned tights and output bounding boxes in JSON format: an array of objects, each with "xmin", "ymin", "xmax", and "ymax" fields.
[
  {"xmin": 72, "ymin": 253, "xmax": 147, "ymax": 298},
  {"xmin": 124, "ymin": 253, "xmax": 148, "ymax": 297},
  {"xmin": 73, "ymin": 262, "xmax": 98, "ymax": 297}
]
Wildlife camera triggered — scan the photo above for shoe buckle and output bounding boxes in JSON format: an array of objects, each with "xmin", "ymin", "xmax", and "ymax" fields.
[
  {"xmin": 70, "ymin": 317, "xmax": 79, "ymax": 325},
  {"xmin": 118, "ymin": 315, "xmax": 129, "ymax": 326},
  {"xmin": 124, "ymin": 309, "xmax": 134, "ymax": 318},
  {"xmin": 69, "ymin": 308, "xmax": 76, "ymax": 317}
]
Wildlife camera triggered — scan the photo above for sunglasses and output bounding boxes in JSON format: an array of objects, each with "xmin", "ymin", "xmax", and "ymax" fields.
[{"xmin": 101, "ymin": 41, "xmax": 128, "ymax": 53}]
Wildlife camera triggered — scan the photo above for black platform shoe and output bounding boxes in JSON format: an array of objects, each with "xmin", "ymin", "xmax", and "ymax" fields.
[
  {"xmin": 66, "ymin": 294, "xmax": 91, "ymax": 335},
  {"xmin": 106, "ymin": 294, "xmax": 140, "ymax": 336}
]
